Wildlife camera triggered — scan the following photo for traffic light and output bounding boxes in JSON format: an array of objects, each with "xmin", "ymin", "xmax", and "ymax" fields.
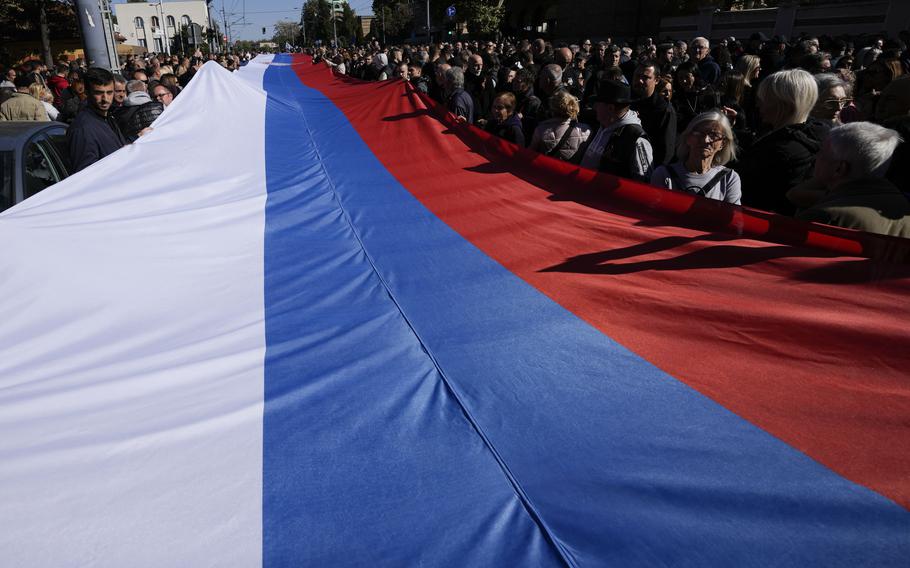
[{"xmin": 262, "ymin": 27, "xmax": 266, "ymax": 35}]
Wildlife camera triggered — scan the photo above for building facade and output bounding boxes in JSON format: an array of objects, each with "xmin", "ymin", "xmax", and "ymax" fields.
[
  {"xmin": 504, "ymin": 0, "xmax": 664, "ymax": 42},
  {"xmin": 660, "ymin": 0, "xmax": 910, "ymax": 42},
  {"xmin": 113, "ymin": 1, "xmax": 211, "ymax": 54}
]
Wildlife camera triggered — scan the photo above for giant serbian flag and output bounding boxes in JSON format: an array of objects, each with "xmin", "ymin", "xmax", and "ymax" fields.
[{"xmin": 0, "ymin": 54, "xmax": 908, "ymax": 566}]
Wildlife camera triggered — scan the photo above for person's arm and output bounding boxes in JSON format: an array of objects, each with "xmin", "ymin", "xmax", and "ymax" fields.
[
  {"xmin": 511, "ymin": 123, "xmax": 525, "ymax": 147},
  {"xmin": 34, "ymin": 102, "xmax": 49, "ymax": 121},
  {"xmin": 68, "ymin": 125, "xmax": 99, "ymax": 173},
  {"xmin": 631, "ymin": 137, "xmax": 654, "ymax": 181},
  {"xmin": 650, "ymin": 165, "xmax": 670, "ymax": 188},
  {"xmin": 657, "ymin": 107, "xmax": 677, "ymax": 165},
  {"xmin": 528, "ymin": 125, "xmax": 543, "ymax": 152},
  {"xmin": 725, "ymin": 170, "xmax": 743, "ymax": 205}
]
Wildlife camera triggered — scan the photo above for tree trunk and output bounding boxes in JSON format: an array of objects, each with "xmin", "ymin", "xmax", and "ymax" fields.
[{"xmin": 39, "ymin": 0, "xmax": 53, "ymax": 67}]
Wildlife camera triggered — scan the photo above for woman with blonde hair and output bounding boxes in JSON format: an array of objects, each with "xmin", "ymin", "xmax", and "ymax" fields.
[
  {"xmin": 736, "ymin": 68, "xmax": 830, "ymax": 215},
  {"xmin": 651, "ymin": 111, "xmax": 741, "ymax": 204},
  {"xmin": 529, "ymin": 90, "xmax": 591, "ymax": 162},
  {"xmin": 27, "ymin": 82, "xmax": 57, "ymax": 121},
  {"xmin": 735, "ymin": 54, "xmax": 761, "ymax": 88}
]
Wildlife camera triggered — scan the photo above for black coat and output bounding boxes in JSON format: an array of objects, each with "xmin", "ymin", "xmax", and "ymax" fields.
[
  {"xmin": 633, "ymin": 92, "xmax": 677, "ymax": 166},
  {"xmin": 673, "ymin": 86, "xmax": 719, "ymax": 134},
  {"xmin": 66, "ymin": 107, "xmax": 126, "ymax": 173},
  {"xmin": 484, "ymin": 113, "xmax": 525, "ymax": 147},
  {"xmin": 115, "ymin": 101, "xmax": 164, "ymax": 142},
  {"xmin": 736, "ymin": 118, "xmax": 831, "ymax": 215}
]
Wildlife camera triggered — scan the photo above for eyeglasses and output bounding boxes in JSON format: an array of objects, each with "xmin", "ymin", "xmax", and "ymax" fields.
[
  {"xmin": 690, "ymin": 129, "xmax": 725, "ymax": 143},
  {"xmin": 153, "ymin": 92, "xmax": 171, "ymax": 100},
  {"xmin": 823, "ymin": 97, "xmax": 853, "ymax": 109}
]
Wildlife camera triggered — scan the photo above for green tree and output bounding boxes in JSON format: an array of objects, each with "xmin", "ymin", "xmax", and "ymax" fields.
[
  {"xmin": 371, "ymin": 0, "xmax": 414, "ymax": 41},
  {"xmin": 300, "ymin": 0, "xmax": 337, "ymax": 45},
  {"xmin": 454, "ymin": 0, "xmax": 505, "ymax": 36},
  {"xmin": 339, "ymin": 3, "xmax": 363, "ymax": 45},
  {"xmin": 273, "ymin": 20, "xmax": 299, "ymax": 47},
  {"xmin": 0, "ymin": 0, "xmax": 79, "ymax": 66}
]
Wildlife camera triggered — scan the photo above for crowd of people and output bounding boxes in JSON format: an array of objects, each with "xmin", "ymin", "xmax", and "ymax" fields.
[
  {"xmin": 2, "ymin": 31, "xmax": 909, "ymax": 238},
  {"xmin": 0, "ymin": 51, "xmax": 252, "ymax": 173},
  {"xmin": 318, "ymin": 32, "xmax": 910, "ymax": 237}
]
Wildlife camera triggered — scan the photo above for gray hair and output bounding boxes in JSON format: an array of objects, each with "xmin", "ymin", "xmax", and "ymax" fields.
[
  {"xmin": 126, "ymin": 79, "xmax": 146, "ymax": 93},
  {"xmin": 112, "ymin": 74, "xmax": 127, "ymax": 85},
  {"xmin": 692, "ymin": 36, "xmax": 709, "ymax": 48},
  {"xmin": 826, "ymin": 122, "xmax": 903, "ymax": 179},
  {"xmin": 757, "ymin": 69, "xmax": 818, "ymax": 128},
  {"xmin": 814, "ymin": 72, "xmax": 845, "ymax": 97},
  {"xmin": 540, "ymin": 64, "xmax": 563, "ymax": 84},
  {"xmin": 445, "ymin": 66, "xmax": 464, "ymax": 89},
  {"xmin": 676, "ymin": 110, "xmax": 737, "ymax": 166}
]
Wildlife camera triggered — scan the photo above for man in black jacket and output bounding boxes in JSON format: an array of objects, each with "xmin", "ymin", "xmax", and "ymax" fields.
[
  {"xmin": 66, "ymin": 68, "xmax": 126, "ymax": 173},
  {"xmin": 631, "ymin": 61, "xmax": 677, "ymax": 166}
]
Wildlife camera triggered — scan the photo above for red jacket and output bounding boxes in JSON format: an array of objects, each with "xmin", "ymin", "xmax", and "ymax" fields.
[{"xmin": 46, "ymin": 75, "xmax": 69, "ymax": 107}]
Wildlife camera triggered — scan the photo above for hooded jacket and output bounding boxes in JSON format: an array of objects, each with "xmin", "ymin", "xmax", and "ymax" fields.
[{"xmin": 580, "ymin": 109, "xmax": 654, "ymax": 180}]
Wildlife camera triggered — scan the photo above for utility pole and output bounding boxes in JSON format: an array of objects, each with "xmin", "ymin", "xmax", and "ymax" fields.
[
  {"xmin": 299, "ymin": 3, "xmax": 306, "ymax": 47},
  {"xmin": 426, "ymin": 0, "xmax": 431, "ymax": 44},
  {"xmin": 332, "ymin": 3, "xmax": 338, "ymax": 48},
  {"xmin": 382, "ymin": 4, "xmax": 386, "ymax": 46},
  {"xmin": 221, "ymin": 1, "xmax": 230, "ymax": 53}
]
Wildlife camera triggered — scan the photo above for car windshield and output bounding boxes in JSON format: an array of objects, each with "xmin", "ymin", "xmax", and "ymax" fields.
[{"xmin": 0, "ymin": 151, "xmax": 12, "ymax": 213}]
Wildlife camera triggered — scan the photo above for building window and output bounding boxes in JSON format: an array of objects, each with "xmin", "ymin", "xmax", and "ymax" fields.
[
  {"xmin": 151, "ymin": 16, "xmax": 160, "ymax": 28},
  {"xmin": 181, "ymin": 15, "xmax": 191, "ymax": 27},
  {"xmin": 167, "ymin": 15, "xmax": 176, "ymax": 30},
  {"xmin": 154, "ymin": 37, "xmax": 164, "ymax": 52},
  {"xmin": 138, "ymin": 38, "xmax": 147, "ymax": 48},
  {"xmin": 135, "ymin": 17, "xmax": 145, "ymax": 30}
]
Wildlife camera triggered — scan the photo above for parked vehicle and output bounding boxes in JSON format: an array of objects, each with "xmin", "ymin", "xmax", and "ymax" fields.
[{"xmin": 0, "ymin": 121, "xmax": 69, "ymax": 213}]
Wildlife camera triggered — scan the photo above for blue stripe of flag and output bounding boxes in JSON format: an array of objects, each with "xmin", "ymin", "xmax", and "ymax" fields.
[{"xmin": 262, "ymin": 55, "xmax": 910, "ymax": 566}]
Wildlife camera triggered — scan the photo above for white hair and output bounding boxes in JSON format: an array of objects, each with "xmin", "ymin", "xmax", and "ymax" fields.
[
  {"xmin": 445, "ymin": 66, "xmax": 464, "ymax": 89},
  {"xmin": 692, "ymin": 36, "xmax": 709, "ymax": 48},
  {"xmin": 676, "ymin": 110, "xmax": 737, "ymax": 166},
  {"xmin": 757, "ymin": 68, "xmax": 818, "ymax": 128},
  {"xmin": 826, "ymin": 122, "xmax": 903, "ymax": 179}
]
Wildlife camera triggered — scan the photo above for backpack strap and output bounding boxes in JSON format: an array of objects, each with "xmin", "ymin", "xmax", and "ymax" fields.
[
  {"xmin": 546, "ymin": 120, "xmax": 577, "ymax": 157},
  {"xmin": 699, "ymin": 167, "xmax": 731, "ymax": 196},
  {"xmin": 666, "ymin": 164, "xmax": 684, "ymax": 189}
]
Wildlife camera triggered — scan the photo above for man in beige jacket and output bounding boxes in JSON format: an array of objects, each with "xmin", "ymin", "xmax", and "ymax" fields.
[{"xmin": 0, "ymin": 74, "xmax": 49, "ymax": 121}]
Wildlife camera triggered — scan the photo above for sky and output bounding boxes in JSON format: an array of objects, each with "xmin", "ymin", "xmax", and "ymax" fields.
[{"xmin": 112, "ymin": 0, "xmax": 375, "ymax": 41}]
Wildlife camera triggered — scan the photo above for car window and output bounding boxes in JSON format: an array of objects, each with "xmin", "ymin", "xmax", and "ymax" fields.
[
  {"xmin": 23, "ymin": 140, "xmax": 63, "ymax": 200},
  {"xmin": 43, "ymin": 128, "xmax": 70, "ymax": 174},
  {"xmin": 0, "ymin": 151, "xmax": 12, "ymax": 212}
]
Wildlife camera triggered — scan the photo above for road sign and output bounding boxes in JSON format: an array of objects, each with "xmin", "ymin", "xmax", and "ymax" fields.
[{"xmin": 446, "ymin": 5, "xmax": 456, "ymax": 18}]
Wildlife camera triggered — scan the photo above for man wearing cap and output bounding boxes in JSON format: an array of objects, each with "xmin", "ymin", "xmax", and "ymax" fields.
[
  {"xmin": 0, "ymin": 74, "xmax": 49, "ymax": 121},
  {"xmin": 580, "ymin": 79, "xmax": 654, "ymax": 181}
]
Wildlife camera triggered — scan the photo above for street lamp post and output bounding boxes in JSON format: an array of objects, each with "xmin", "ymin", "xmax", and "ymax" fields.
[{"xmin": 150, "ymin": 2, "xmax": 172, "ymax": 55}]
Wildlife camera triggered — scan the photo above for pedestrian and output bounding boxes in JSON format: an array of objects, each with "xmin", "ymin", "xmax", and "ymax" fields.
[{"xmin": 66, "ymin": 68, "xmax": 126, "ymax": 173}]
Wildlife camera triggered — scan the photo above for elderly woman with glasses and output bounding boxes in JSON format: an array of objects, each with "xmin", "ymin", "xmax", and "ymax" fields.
[
  {"xmin": 651, "ymin": 110, "xmax": 741, "ymax": 204},
  {"xmin": 811, "ymin": 73, "xmax": 850, "ymax": 125}
]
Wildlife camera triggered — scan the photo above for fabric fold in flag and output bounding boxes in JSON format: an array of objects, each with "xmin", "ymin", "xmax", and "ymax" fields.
[{"xmin": 0, "ymin": 54, "xmax": 908, "ymax": 567}]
